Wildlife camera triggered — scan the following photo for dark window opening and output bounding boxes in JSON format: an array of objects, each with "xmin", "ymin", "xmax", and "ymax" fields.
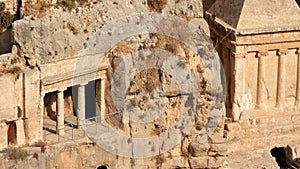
[
  {"xmin": 85, "ymin": 81, "xmax": 97, "ymax": 119},
  {"xmin": 97, "ymin": 165, "xmax": 107, "ymax": 169},
  {"xmin": 44, "ymin": 92, "xmax": 57, "ymax": 121},
  {"xmin": 271, "ymin": 147, "xmax": 288, "ymax": 168}
]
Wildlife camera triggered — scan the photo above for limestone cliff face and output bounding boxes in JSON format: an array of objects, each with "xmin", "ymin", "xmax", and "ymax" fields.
[{"xmin": 12, "ymin": 0, "xmax": 205, "ymax": 66}]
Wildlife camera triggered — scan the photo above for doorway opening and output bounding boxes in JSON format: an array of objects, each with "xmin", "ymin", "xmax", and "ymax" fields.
[
  {"xmin": 7, "ymin": 121, "xmax": 17, "ymax": 145},
  {"xmin": 271, "ymin": 147, "xmax": 288, "ymax": 168}
]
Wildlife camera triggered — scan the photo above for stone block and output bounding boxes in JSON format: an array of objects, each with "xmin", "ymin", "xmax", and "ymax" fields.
[
  {"xmin": 188, "ymin": 141, "xmax": 210, "ymax": 157},
  {"xmin": 291, "ymin": 114, "xmax": 300, "ymax": 123},
  {"xmin": 210, "ymin": 143, "xmax": 227, "ymax": 156},
  {"xmin": 189, "ymin": 157, "xmax": 209, "ymax": 169},
  {"xmin": 161, "ymin": 156, "xmax": 189, "ymax": 169},
  {"xmin": 208, "ymin": 157, "xmax": 226, "ymax": 168},
  {"xmin": 24, "ymin": 69, "xmax": 42, "ymax": 144},
  {"xmin": 224, "ymin": 122, "xmax": 242, "ymax": 139},
  {"xmin": 0, "ymin": 123, "xmax": 8, "ymax": 150},
  {"xmin": 239, "ymin": 120, "xmax": 252, "ymax": 128},
  {"xmin": 15, "ymin": 119, "xmax": 26, "ymax": 146},
  {"xmin": 209, "ymin": 135, "xmax": 226, "ymax": 144},
  {"xmin": 224, "ymin": 122, "xmax": 241, "ymax": 132},
  {"xmin": 0, "ymin": 74, "xmax": 22, "ymax": 122}
]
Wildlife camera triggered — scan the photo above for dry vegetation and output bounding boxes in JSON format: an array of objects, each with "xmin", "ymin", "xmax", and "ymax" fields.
[
  {"xmin": 3, "ymin": 147, "xmax": 28, "ymax": 160},
  {"xmin": 0, "ymin": 66, "xmax": 22, "ymax": 77},
  {"xmin": 23, "ymin": 0, "xmax": 93, "ymax": 18},
  {"xmin": 23, "ymin": 1, "xmax": 51, "ymax": 18},
  {"xmin": 0, "ymin": 2, "xmax": 14, "ymax": 32},
  {"xmin": 147, "ymin": 0, "xmax": 168, "ymax": 13}
]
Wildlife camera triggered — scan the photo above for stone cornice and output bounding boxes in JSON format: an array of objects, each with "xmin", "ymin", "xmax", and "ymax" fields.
[{"xmin": 205, "ymin": 11, "xmax": 300, "ymax": 36}]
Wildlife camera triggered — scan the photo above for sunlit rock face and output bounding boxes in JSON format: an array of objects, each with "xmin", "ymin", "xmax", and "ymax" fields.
[{"xmin": 0, "ymin": 0, "xmax": 230, "ymax": 169}]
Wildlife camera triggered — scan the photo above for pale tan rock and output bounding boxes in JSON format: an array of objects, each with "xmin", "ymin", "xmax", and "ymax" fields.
[
  {"xmin": 188, "ymin": 141, "xmax": 210, "ymax": 157},
  {"xmin": 189, "ymin": 157, "xmax": 209, "ymax": 169},
  {"xmin": 0, "ymin": 123, "xmax": 8, "ymax": 149},
  {"xmin": 208, "ymin": 157, "xmax": 226, "ymax": 168},
  {"xmin": 210, "ymin": 143, "xmax": 227, "ymax": 156}
]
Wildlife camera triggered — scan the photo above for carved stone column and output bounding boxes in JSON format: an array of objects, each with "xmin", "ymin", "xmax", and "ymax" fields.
[
  {"xmin": 77, "ymin": 84, "xmax": 86, "ymax": 128},
  {"xmin": 276, "ymin": 49, "xmax": 288, "ymax": 109},
  {"xmin": 40, "ymin": 93, "xmax": 45, "ymax": 139},
  {"xmin": 256, "ymin": 51, "xmax": 268, "ymax": 109},
  {"xmin": 101, "ymin": 78, "xmax": 106, "ymax": 122},
  {"xmin": 296, "ymin": 49, "xmax": 300, "ymax": 106},
  {"xmin": 231, "ymin": 53, "xmax": 246, "ymax": 122},
  {"xmin": 56, "ymin": 90, "xmax": 65, "ymax": 135}
]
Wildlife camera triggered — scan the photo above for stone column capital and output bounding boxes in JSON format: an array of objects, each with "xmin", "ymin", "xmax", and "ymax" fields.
[
  {"xmin": 57, "ymin": 88, "xmax": 67, "ymax": 93},
  {"xmin": 277, "ymin": 49, "xmax": 289, "ymax": 56},
  {"xmin": 79, "ymin": 83, "xmax": 88, "ymax": 87},
  {"xmin": 256, "ymin": 51, "xmax": 268, "ymax": 58},
  {"xmin": 296, "ymin": 48, "xmax": 300, "ymax": 54}
]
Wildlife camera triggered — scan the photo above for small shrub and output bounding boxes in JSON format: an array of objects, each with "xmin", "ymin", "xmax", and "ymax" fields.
[
  {"xmin": 33, "ymin": 153, "xmax": 39, "ymax": 160},
  {"xmin": 0, "ymin": 2, "xmax": 5, "ymax": 12},
  {"xmin": 4, "ymin": 147, "xmax": 28, "ymax": 160},
  {"xmin": 147, "ymin": 0, "xmax": 167, "ymax": 13},
  {"xmin": 67, "ymin": 22, "xmax": 78, "ymax": 34},
  {"xmin": 62, "ymin": 0, "xmax": 76, "ymax": 10},
  {"xmin": 200, "ymin": 78, "xmax": 207, "ymax": 89},
  {"xmin": 33, "ymin": 140, "xmax": 47, "ymax": 153},
  {"xmin": 76, "ymin": 0, "xmax": 89, "ymax": 6},
  {"xmin": 155, "ymin": 154, "xmax": 166, "ymax": 166},
  {"xmin": 0, "ymin": 5, "xmax": 14, "ymax": 31},
  {"xmin": 23, "ymin": 1, "xmax": 51, "ymax": 18},
  {"xmin": 6, "ymin": 66, "xmax": 22, "ymax": 75}
]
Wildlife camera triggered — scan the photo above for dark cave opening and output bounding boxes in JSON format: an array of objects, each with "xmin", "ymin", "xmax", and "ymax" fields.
[
  {"xmin": 271, "ymin": 147, "xmax": 288, "ymax": 168},
  {"xmin": 296, "ymin": 0, "xmax": 300, "ymax": 7},
  {"xmin": 97, "ymin": 166, "xmax": 108, "ymax": 169}
]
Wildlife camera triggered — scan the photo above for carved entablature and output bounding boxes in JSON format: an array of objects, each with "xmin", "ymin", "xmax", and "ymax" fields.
[{"xmin": 232, "ymin": 53, "xmax": 247, "ymax": 59}]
